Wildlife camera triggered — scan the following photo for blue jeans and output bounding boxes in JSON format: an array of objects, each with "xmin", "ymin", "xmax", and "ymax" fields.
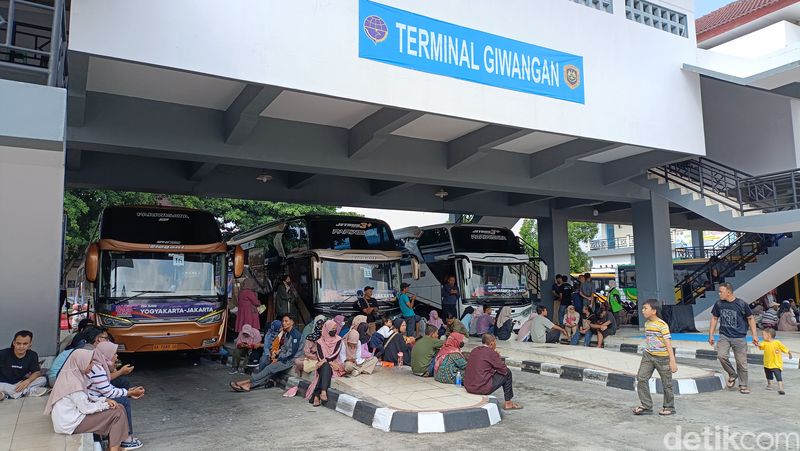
[
  {"xmin": 112, "ymin": 395, "xmax": 133, "ymax": 436},
  {"xmin": 558, "ymin": 305, "xmax": 568, "ymax": 325},
  {"xmin": 570, "ymin": 330, "xmax": 592, "ymax": 346},
  {"xmin": 404, "ymin": 315, "xmax": 418, "ymax": 337}
]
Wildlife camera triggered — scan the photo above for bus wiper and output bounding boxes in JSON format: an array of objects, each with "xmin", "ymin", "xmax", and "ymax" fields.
[{"xmin": 113, "ymin": 290, "xmax": 174, "ymax": 305}]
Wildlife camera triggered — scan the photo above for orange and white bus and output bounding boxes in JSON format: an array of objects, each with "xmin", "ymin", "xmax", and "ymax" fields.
[{"xmin": 82, "ymin": 206, "xmax": 243, "ymax": 353}]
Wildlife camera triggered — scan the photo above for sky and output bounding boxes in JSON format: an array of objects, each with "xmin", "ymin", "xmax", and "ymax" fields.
[{"xmin": 695, "ymin": 0, "xmax": 736, "ymax": 17}]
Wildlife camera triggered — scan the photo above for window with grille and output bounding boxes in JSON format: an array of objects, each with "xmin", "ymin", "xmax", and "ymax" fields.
[
  {"xmin": 570, "ymin": 0, "xmax": 613, "ymax": 13},
  {"xmin": 625, "ymin": 0, "xmax": 688, "ymax": 37}
]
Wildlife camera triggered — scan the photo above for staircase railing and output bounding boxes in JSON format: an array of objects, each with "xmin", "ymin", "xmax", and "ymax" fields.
[
  {"xmin": 676, "ymin": 232, "xmax": 790, "ymax": 305},
  {"xmin": 517, "ymin": 235, "xmax": 543, "ymax": 300},
  {"xmin": 649, "ymin": 157, "xmax": 800, "ymax": 214},
  {"xmin": 0, "ymin": 0, "xmax": 66, "ymax": 87}
]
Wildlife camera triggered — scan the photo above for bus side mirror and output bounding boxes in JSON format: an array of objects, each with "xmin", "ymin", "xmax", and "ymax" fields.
[
  {"xmin": 411, "ymin": 256, "xmax": 420, "ymax": 280},
  {"xmin": 85, "ymin": 243, "xmax": 99, "ymax": 283},
  {"xmin": 461, "ymin": 259, "xmax": 472, "ymax": 280},
  {"xmin": 312, "ymin": 257, "xmax": 321, "ymax": 281},
  {"xmin": 233, "ymin": 245, "xmax": 245, "ymax": 278}
]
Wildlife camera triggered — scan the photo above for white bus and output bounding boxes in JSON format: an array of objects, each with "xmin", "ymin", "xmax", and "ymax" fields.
[{"xmin": 395, "ymin": 224, "xmax": 544, "ymax": 331}]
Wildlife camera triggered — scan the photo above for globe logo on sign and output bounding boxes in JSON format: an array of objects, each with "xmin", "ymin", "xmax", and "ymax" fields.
[{"xmin": 363, "ymin": 15, "xmax": 388, "ymax": 44}]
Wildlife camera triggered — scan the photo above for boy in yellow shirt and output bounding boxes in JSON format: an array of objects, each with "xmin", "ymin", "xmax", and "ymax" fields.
[{"xmin": 758, "ymin": 328, "xmax": 793, "ymax": 395}]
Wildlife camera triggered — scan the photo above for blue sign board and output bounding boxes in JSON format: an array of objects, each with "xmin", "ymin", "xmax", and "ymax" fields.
[{"xmin": 359, "ymin": 0, "xmax": 585, "ymax": 104}]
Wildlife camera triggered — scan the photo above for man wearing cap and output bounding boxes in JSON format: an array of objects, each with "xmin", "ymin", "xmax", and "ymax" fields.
[
  {"xmin": 398, "ymin": 283, "xmax": 418, "ymax": 338},
  {"xmin": 355, "ymin": 286, "xmax": 380, "ymax": 323}
]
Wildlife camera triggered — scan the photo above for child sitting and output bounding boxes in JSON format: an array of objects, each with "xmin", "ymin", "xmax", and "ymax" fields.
[
  {"xmin": 562, "ymin": 305, "xmax": 580, "ymax": 340},
  {"xmin": 758, "ymin": 328, "xmax": 793, "ymax": 395}
]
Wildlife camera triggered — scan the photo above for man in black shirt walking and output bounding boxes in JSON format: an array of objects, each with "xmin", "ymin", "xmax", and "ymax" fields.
[{"xmin": 709, "ymin": 282, "xmax": 758, "ymax": 394}]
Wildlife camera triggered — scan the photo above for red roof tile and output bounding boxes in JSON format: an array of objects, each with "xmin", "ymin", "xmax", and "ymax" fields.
[{"xmin": 696, "ymin": 0, "xmax": 800, "ymax": 42}]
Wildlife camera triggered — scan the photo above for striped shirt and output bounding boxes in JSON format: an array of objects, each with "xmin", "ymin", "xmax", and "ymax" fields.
[
  {"xmin": 644, "ymin": 318, "xmax": 671, "ymax": 357},
  {"xmin": 86, "ymin": 364, "xmax": 127, "ymax": 399}
]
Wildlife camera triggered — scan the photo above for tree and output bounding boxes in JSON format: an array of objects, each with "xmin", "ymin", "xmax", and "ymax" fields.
[
  {"xmin": 568, "ymin": 222, "xmax": 598, "ymax": 273},
  {"xmin": 518, "ymin": 218, "xmax": 598, "ymax": 273},
  {"xmin": 62, "ymin": 189, "xmax": 343, "ymax": 277}
]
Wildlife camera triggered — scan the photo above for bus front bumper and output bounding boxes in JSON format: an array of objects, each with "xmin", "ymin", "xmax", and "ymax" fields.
[{"xmin": 108, "ymin": 321, "xmax": 225, "ymax": 353}]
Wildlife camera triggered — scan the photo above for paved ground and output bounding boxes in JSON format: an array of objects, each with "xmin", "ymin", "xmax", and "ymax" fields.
[{"xmin": 117, "ymin": 352, "xmax": 799, "ymax": 451}]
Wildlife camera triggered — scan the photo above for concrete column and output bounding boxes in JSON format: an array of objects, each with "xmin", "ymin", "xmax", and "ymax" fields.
[
  {"xmin": 631, "ymin": 193, "xmax": 674, "ymax": 327},
  {"xmin": 691, "ymin": 229, "xmax": 704, "ymax": 253},
  {"xmin": 0, "ymin": 80, "xmax": 66, "ymax": 356},
  {"xmin": 537, "ymin": 209, "xmax": 569, "ymax": 320}
]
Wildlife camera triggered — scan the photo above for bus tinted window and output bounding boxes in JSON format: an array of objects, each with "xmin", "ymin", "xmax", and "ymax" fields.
[
  {"xmin": 451, "ymin": 227, "xmax": 522, "ymax": 254},
  {"xmin": 307, "ymin": 219, "xmax": 395, "ymax": 251},
  {"xmin": 100, "ymin": 207, "xmax": 221, "ymax": 245},
  {"xmin": 282, "ymin": 220, "xmax": 309, "ymax": 254}
]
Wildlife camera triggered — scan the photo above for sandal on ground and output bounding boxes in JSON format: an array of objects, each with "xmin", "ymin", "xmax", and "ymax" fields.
[
  {"xmin": 779, "ymin": 390, "xmax": 786, "ymax": 395},
  {"xmin": 229, "ymin": 381, "xmax": 248, "ymax": 392},
  {"xmin": 632, "ymin": 406, "xmax": 653, "ymax": 415},
  {"xmin": 739, "ymin": 386, "xmax": 751, "ymax": 394},
  {"xmin": 502, "ymin": 402, "xmax": 523, "ymax": 410},
  {"xmin": 659, "ymin": 409, "xmax": 676, "ymax": 416},
  {"xmin": 766, "ymin": 385, "xmax": 773, "ymax": 390},
  {"xmin": 726, "ymin": 377, "xmax": 737, "ymax": 389},
  {"xmin": 312, "ymin": 396, "xmax": 321, "ymax": 407},
  {"xmin": 320, "ymin": 391, "xmax": 328, "ymax": 402}
]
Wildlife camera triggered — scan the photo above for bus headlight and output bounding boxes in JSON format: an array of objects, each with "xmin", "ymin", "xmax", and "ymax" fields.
[
  {"xmin": 196, "ymin": 310, "xmax": 223, "ymax": 325},
  {"xmin": 97, "ymin": 314, "xmax": 134, "ymax": 328}
]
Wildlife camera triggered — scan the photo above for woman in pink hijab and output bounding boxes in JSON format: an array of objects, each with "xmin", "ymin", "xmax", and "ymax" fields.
[
  {"xmin": 428, "ymin": 310, "xmax": 444, "ymax": 336},
  {"xmin": 305, "ymin": 320, "xmax": 345, "ymax": 406},
  {"xmin": 235, "ymin": 276, "xmax": 261, "ymax": 333}
]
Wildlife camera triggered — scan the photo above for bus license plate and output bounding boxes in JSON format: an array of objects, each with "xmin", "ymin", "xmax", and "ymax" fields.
[{"xmin": 152, "ymin": 344, "xmax": 178, "ymax": 351}]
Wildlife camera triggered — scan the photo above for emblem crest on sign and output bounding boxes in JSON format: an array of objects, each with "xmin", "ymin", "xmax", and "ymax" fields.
[{"xmin": 564, "ymin": 65, "xmax": 581, "ymax": 90}]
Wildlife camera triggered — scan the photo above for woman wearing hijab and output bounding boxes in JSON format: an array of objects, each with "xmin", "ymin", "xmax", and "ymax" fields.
[
  {"xmin": 46, "ymin": 349, "xmax": 130, "ymax": 451},
  {"xmin": 460, "ymin": 307, "xmax": 475, "ymax": 336},
  {"xmin": 235, "ymin": 276, "xmax": 262, "ymax": 333},
  {"xmin": 495, "ymin": 307, "xmax": 513, "ymax": 341},
  {"xmin": 428, "ymin": 310, "xmax": 445, "ymax": 337},
  {"xmin": 86, "ymin": 342, "xmax": 145, "ymax": 450},
  {"xmin": 341, "ymin": 324, "xmax": 379, "ymax": 377},
  {"xmin": 302, "ymin": 314, "xmax": 326, "ymax": 340},
  {"xmin": 306, "ymin": 320, "xmax": 345, "ymax": 406},
  {"xmin": 230, "ymin": 324, "xmax": 262, "ymax": 374},
  {"xmin": 433, "ymin": 332, "xmax": 467, "ymax": 384},
  {"xmin": 334, "ymin": 315, "xmax": 346, "ymax": 336},
  {"xmin": 295, "ymin": 318, "xmax": 324, "ymax": 375},
  {"xmin": 778, "ymin": 300, "xmax": 799, "ymax": 331},
  {"xmin": 382, "ymin": 318, "xmax": 413, "ymax": 365}
]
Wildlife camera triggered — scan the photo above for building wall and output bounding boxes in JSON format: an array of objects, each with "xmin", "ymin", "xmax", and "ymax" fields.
[
  {"xmin": 701, "ymin": 77, "xmax": 798, "ymax": 175},
  {"xmin": 68, "ymin": 0, "xmax": 705, "ymax": 154},
  {"xmin": 0, "ymin": 80, "xmax": 66, "ymax": 356}
]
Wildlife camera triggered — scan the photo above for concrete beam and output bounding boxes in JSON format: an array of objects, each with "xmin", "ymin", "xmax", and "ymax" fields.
[
  {"xmin": 444, "ymin": 187, "xmax": 487, "ymax": 201},
  {"xmin": 286, "ymin": 171, "xmax": 317, "ymax": 189},
  {"xmin": 447, "ymin": 125, "xmax": 529, "ymax": 169},
  {"xmin": 370, "ymin": 180, "xmax": 413, "ymax": 196},
  {"xmin": 595, "ymin": 201, "xmax": 630, "ymax": 213},
  {"xmin": 507, "ymin": 193, "xmax": 551, "ymax": 206},
  {"xmin": 68, "ymin": 92, "xmax": 649, "ymax": 202},
  {"xmin": 348, "ymin": 108, "xmax": 423, "ymax": 158},
  {"xmin": 601, "ymin": 149, "xmax": 684, "ymax": 185},
  {"xmin": 530, "ymin": 139, "xmax": 618, "ymax": 179},
  {"xmin": 187, "ymin": 162, "xmax": 217, "ymax": 182},
  {"xmin": 67, "ymin": 52, "xmax": 89, "ymax": 127},
  {"xmin": 552, "ymin": 197, "xmax": 604, "ymax": 209},
  {"xmin": 225, "ymin": 84, "xmax": 283, "ymax": 145}
]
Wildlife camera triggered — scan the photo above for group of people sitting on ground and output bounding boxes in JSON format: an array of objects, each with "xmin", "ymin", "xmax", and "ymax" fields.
[
  {"xmin": 228, "ymin": 303, "xmax": 523, "ymax": 410},
  {"xmin": 515, "ymin": 302, "xmax": 617, "ymax": 347},
  {"xmin": 0, "ymin": 320, "xmax": 146, "ymax": 451},
  {"xmin": 752, "ymin": 298, "xmax": 800, "ymax": 332}
]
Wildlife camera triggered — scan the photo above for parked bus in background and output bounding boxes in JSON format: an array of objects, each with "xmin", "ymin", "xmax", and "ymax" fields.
[
  {"xmin": 82, "ymin": 206, "xmax": 244, "ymax": 353},
  {"xmin": 395, "ymin": 224, "xmax": 544, "ymax": 331},
  {"xmin": 569, "ymin": 271, "xmax": 616, "ymax": 303},
  {"xmin": 616, "ymin": 259, "xmax": 707, "ymax": 305},
  {"xmin": 228, "ymin": 215, "xmax": 417, "ymax": 324}
]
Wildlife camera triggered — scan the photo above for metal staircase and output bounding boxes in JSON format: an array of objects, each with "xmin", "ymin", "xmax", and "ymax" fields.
[
  {"xmin": 636, "ymin": 157, "xmax": 800, "ymax": 232},
  {"xmin": 676, "ymin": 232, "xmax": 800, "ymax": 327}
]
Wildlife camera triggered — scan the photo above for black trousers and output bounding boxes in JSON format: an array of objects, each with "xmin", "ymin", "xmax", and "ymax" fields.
[
  {"xmin": 490, "ymin": 371, "xmax": 514, "ymax": 401},
  {"xmin": 314, "ymin": 362, "xmax": 333, "ymax": 397}
]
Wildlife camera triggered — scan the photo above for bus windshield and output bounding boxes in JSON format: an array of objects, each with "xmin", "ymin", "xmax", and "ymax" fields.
[
  {"xmin": 466, "ymin": 262, "xmax": 528, "ymax": 300},
  {"xmin": 318, "ymin": 260, "xmax": 401, "ymax": 303},
  {"xmin": 100, "ymin": 251, "xmax": 226, "ymax": 299}
]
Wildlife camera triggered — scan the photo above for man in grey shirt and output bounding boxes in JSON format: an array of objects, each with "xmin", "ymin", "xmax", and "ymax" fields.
[
  {"xmin": 531, "ymin": 306, "xmax": 567, "ymax": 343},
  {"xmin": 580, "ymin": 272, "xmax": 595, "ymax": 314}
]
